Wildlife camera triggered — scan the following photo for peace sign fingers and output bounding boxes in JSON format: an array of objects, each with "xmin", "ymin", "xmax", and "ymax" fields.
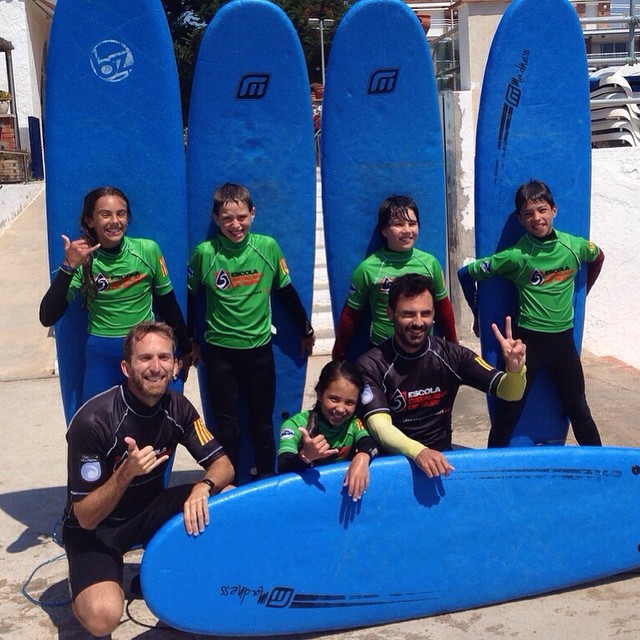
[
  {"xmin": 491, "ymin": 316, "xmax": 526, "ymax": 373},
  {"xmin": 492, "ymin": 315, "xmax": 514, "ymax": 343}
]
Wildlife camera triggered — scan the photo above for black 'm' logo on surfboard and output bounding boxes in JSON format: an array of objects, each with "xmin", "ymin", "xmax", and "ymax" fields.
[
  {"xmin": 494, "ymin": 49, "xmax": 530, "ymax": 182},
  {"xmin": 236, "ymin": 74, "xmax": 271, "ymax": 100},
  {"xmin": 367, "ymin": 68, "xmax": 399, "ymax": 95}
]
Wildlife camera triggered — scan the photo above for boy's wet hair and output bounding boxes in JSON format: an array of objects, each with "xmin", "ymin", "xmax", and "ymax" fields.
[
  {"xmin": 212, "ymin": 182, "xmax": 254, "ymax": 217},
  {"xmin": 515, "ymin": 180, "xmax": 556, "ymax": 214},
  {"xmin": 388, "ymin": 273, "xmax": 436, "ymax": 312},
  {"xmin": 376, "ymin": 195, "xmax": 420, "ymax": 236},
  {"xmin": 315, "ymin": 360, "xmax": 365, "ymax": 396},
  {"xmin": 123, "ymin": 321, "xmax": 176, "ymax": 363}
]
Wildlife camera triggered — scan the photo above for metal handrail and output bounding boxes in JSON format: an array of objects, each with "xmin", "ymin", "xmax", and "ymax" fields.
[
  {"xmin": 588, "ymin": 56, "xmax": 639, "ymax": 65},
  {"xmin": 591, "ymin": 97, "xmax": 640, "ymax": 105},
  {"xmin": 580, "ymin": 15, "xmax": 640, "ymax": 25}
]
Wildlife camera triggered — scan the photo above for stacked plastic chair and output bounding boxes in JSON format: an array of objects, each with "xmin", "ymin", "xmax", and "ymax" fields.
[{"xmin": 590, "ymin": 70, "xmax": 640, "ymax": 147}]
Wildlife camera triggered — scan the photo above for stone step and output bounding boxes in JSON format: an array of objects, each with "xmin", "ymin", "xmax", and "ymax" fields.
[
  {"xmin": 313, "ymin": 336, "xmax": 334, "ymax": 357},
  {"xmin": 311, "ymin": 172, "xmax": 332, "ymax": 357},
  {"xmin": 313, "ymin": 283, "xmax": 331, "ymax": 298},
  {"xmin": 312, "ymin": 303, "xmax": 332, "ymax": 320},
  {"xmin": 314, "ymin": 319, "xmax": 333, "ymax": 336},
  {"xmin": 313, "ymin": 270, "xmax": 329, "ymax": 289},
  {"xmin": 313, "ymin": 282, "xmax": 331, "ymax": 299},
  {"xmin": 313, "ymin": 246, "xmax": 327, "ymax": 263}
]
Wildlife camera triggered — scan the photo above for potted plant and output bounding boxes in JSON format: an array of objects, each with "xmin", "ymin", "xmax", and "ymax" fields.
[{"xmin": 0, "ymin": 90, "xmax": 10, "ymax": 114}]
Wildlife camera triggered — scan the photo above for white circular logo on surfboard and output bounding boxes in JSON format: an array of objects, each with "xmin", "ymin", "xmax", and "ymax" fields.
[{"xmin": 91, "ymin": 40, "xmax": 134, "ymax": 82}]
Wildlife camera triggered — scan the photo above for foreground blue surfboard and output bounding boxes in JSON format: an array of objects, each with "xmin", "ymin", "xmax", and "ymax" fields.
[
  {"xmin": 474, "ymin": 0, "xmax": 591, "ymax": 445},
  {"xmin": 142, "ymin": 447, "xmax": 640, "ymax": 635},
  {"xmin": 44, "ymin": 0, "xmax": 187, "ymax": 422},
  {"xmin": 321, "ymin": 0, "xmax": 446, "ymax": 359},
  {"xmin": 186, "ymin": 0, "xmax": 316, "ymax": 481}
]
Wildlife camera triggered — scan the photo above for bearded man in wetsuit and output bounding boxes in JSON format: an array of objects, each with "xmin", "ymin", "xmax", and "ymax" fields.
[
  {"xmin": 61, "ymin": 321, "xmax": 234, "ymax": 637},
  {"xmin": 357, "ymin": 273, "xmax": 527, "ymax": 478}
]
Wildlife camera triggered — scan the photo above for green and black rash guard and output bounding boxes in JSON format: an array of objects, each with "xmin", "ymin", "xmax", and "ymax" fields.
[
  {"xmin": 277, "ymin": 408, "xmax": 378, "ymax": 472},
  {"xmin": 188, "ymin": 232, "xmax": 299, "ymax": 349},
  {"xmin": 39, "ymin": 236, "xmax": 191, "ymax": 353},
  {"xmin": 40, "ymin": 237, "xmax": 172, "ymax": 338},
  {"xmin": 465, "ymin": 230, "xmax": 600, "ymax": 332},
  {"xmin": 347, "ymin": 246, "xmax": 450, "ymax": 344},
  {"xmin": 67, "ymin": 236, "xmax": 173, "ymax": 335}
]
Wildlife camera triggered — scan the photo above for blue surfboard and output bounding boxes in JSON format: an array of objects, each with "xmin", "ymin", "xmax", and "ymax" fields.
[
  {"xmin": 141, "ymin": 447, "xmax": 640, "ymax": 635},
  {"xmin": 186, "ymin": 0, "xmax": 316, "ymax": 480},
  {"xmin": 474, "ymin": 0, "xmax": 591, "ymax": 445},
  {"xmin": 44, "ymin": 0, "xmax": 187, "ymax": 423},
  {"xmin": 321, "ymin": 0, "xmax": 446, "ymax": 359}
]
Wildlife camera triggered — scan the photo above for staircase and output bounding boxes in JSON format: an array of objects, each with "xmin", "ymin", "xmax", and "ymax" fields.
[{"xmin": 311, "ymin": 169, "xmax": 334, "ymax": 356}]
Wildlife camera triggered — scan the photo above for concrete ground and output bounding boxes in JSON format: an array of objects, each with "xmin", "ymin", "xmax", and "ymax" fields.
[{"xmin": 1, "ymin": 189, "xmax": 640, "ymax": 639}]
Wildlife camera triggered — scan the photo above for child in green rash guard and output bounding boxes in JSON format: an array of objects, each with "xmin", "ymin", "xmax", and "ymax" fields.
[
  {"xmin": 188, "ymin": 182, "xmax": 315, "ymax": 481},
  {"xmin": 277, "ymin": 360, "xmax": 378, "ymax": 501},
  {"xmin": 457, "ymin": 179, "xmax": 604, "ymax": 447},
  {"xmin": 332, "ymin": 194, "xmax": 457, "ymax": 361},
  {"xmin": 39, "ymin": 186, "xmax": 191, "ymax": 408}
]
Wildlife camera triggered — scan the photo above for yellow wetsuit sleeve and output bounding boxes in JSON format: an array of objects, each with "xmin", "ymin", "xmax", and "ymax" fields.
[
  {"xmin": 495, "ymin": 365, "xmax": 527, "ymax": 401},
  {"xmin": 366, "ymin": 412, "xmax": 425, "ymax": 460}
]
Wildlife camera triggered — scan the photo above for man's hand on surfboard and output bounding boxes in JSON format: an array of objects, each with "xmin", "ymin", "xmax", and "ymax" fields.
[
  {"xmin": 491, "ymin": 316, "xmax": 526, "ymax": 373},
  {"xmin": 415, "ymin": 447, "xmax": 454, "ymax": 478},
  {"xmin": 183, "ymin": 480, "xmax": 211, "ymax": 536}
]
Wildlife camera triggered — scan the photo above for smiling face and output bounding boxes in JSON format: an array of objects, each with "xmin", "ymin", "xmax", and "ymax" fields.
[
  {"xmin": 381, "ymin": 210, "xmax": 419, "ymax": 252},
  {"xmin": 518, "ymin": 198, "xmax": 556, "ymax": 238},
  {"xmin": 213, "ymin": 199, "xmax": 254, "ymax": 243},
  {"xmin": 318, "ymin": 377, "xmax": 360, "ymax": 427},
  {"xmin": 387, "ymin": 289, "xmax": 434, "ymax": 352},
  {"xmin": 86, "ymin": 194, "xmax": 129, "ymax": 248},
  {"xmin": 121, "ymin": 331, "xmax": 178, "ymax": 406}
]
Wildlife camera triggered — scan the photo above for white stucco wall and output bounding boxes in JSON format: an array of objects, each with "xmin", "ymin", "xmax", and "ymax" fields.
[
  {"xmin": 584, "ymin": 147, "xmax": 640, "ymax": 369},
  {"xmin": 0, "ymin": 181, "xmax": 44, "ymax": 232},
  {"xmin": 0, "ymin": 0, "xmax": 49, "ymax": 151}
]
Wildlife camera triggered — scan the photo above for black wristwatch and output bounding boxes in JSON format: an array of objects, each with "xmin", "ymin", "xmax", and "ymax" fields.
[{"xmin": 199, "ymin": 478, "xmax": 216, "ymax": 493}]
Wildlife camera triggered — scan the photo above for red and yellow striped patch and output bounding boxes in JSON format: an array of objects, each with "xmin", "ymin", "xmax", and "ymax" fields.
[
  {"xmin": 279, "ymin": 257, "xmax": 289, "ymax": 276},
  {"xmin": 159, "ymin": 256, "xmax": 168, "ymax": 277},
  {"xmin": 193, "ymin": 417, "xmax": 214, "ymax": 445}
]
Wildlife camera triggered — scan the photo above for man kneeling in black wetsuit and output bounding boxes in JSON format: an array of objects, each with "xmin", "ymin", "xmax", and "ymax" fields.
[{"xmin": 62, "ymin": 321, "xmax": 234, "ymax": 637}]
